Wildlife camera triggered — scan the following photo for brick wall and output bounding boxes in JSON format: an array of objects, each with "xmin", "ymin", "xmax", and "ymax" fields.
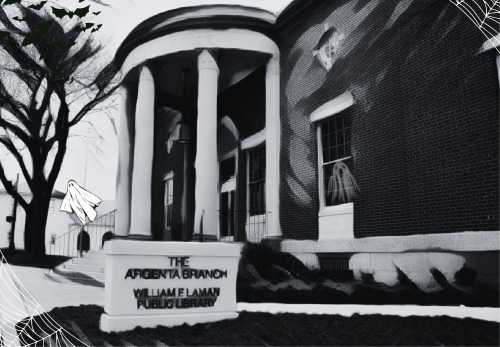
[{"xmin": 277, "ymin": 0, "xmax": 499, "ymax": 239}]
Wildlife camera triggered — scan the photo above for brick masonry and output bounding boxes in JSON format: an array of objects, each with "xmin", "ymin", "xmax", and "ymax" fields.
[{"xmin": 276, "ymin": 0, "xmax": 499, "ymax": 239}]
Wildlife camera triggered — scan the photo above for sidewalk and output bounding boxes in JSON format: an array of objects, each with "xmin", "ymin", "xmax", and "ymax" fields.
[
  {"xmin": 238, "ymin": 303, "xmax": 500, "ymax": 323},
  {"xmin": 10, "ymin": 265, "xmax": 104, "ymax": 313}
]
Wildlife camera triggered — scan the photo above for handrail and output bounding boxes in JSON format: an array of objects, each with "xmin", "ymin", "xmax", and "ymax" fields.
[{"xmin": 49, "ymin": 209, "xmax": 116, "ymax": 257}]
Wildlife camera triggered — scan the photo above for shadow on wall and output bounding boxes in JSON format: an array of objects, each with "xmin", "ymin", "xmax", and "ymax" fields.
[{"xmin": 280, "ymin": 0, "xmax": 497, "ymax": 238}]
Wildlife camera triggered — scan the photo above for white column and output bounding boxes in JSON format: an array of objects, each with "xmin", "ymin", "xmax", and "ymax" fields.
[
  {"xmin": 265, "ymin": 55, "xmax": 282, "ymax": 238},
  {"xmin": 194, "ymin": 50, "xmax": 219, "ymax": 237},
  {"xmin": 115, "ymin": 86, "xmax": 132, "ymax": 237},
  {"xmin": 129, "ymin": 66, "xmax": 155, "ymax": 238}
]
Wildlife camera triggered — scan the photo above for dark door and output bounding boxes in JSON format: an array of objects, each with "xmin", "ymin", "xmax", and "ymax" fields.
[{"xmin": 220, "ymin": 190, "xmax": 235, "ymax": 238}]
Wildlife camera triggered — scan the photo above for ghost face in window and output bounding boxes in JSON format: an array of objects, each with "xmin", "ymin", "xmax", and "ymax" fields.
[{"xmin": 313, "ymin": 28, "xmax": 345, "ymax": 71}]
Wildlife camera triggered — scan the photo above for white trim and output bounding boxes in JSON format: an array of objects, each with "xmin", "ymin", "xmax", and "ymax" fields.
[
  {"xmin": 220, "ymin": 149, "xmax": 237, "ymax": 162},
  {"xmin": 316, "ymin": 125, "xmax": 326, "ymax": 209},
  {"xmin": 318, "ymin": 203, "xmax": 354, "ymax": 240},
  {"xmin": 309, "ymin": 91, "xmax": 354, "ymax": 123},
  {"xmin": 122, "ymin": 29, "xmax": 279, "ymax": 77},
  {"xmin": 318, "ymin": 202, "xmax": 353, "ymax": 217},
  {"xmin": 150, "ymin": 6, "xmax": 276, "ymax": 33},
  {"xmin": 241, "ymin": 130, "xmax": 265, "ymax": 150},
  {"xmin": 265, "ymin": 56, "xmax": 281, "ymax": 238},
  {"xmin": 281, "ymin": 231, "xmax": 500, "ymax": 253},
  {"xmin": 221, "ymin": 177, "xmax": 236, "ymax": 193},
  {"xmin": 479, "ymin": 33, "xmax": 500, "ymax": 53},
  {"xmin": 220, "ymin": 116, "xmax": 239, "ymax": 141},
  {"xmin": 103, "ymin": 239, "xmax": 242, "ymax": 256},
  {"xmin": 163, "ymin": 171, "xmax": 175, "ymax": 181}
]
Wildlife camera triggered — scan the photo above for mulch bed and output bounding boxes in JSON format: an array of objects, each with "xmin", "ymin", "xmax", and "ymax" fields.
[
  {"xmin": 1, "ymin": 249, "xmax": 69, "ymax": 269},
  {"xmin": 237, "ymin": 244, "xmax": 500, "ymax": 307},
  {"xmin": 24, "ymin": 305, "xmax": 500, "ymax": 346}
]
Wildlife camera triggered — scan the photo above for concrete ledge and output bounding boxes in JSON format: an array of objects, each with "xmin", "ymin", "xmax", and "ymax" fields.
[
  {"xmin": 103, "ymin": 240, "xmax": 242, "ymax": 256},
  {"xmin": 100, "ymin": 311, "xmax": 238, "ymax": 332},
  {"xmin": 281, "ymin": 231, "xmax": 500, "ymax": 253}
]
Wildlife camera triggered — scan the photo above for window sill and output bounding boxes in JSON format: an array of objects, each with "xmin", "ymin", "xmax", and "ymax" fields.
[{"xmin": 318, "ymin": 202, "xmax": 353, "ymax": 217}]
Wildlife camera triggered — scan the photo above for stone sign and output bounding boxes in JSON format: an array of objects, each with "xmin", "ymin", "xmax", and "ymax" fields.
[{"xmin": 99, "ymin": 240, "xmax": 242, "ymax": 332}]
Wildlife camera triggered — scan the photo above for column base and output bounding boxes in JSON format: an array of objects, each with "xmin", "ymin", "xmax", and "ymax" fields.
[{"xmin": 100, "ymin": 312, "xmax": 238, "ymax": 333}]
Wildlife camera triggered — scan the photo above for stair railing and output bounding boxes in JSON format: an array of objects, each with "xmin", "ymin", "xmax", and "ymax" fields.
[{"xmin": 48, "ymin": 209, "xmax": 116, "ymax": 257}]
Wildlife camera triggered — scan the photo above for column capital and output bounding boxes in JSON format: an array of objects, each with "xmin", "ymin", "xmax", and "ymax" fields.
[{"xmin": 198, "ymin": 50, "xmax": 219, "ymax": 72}]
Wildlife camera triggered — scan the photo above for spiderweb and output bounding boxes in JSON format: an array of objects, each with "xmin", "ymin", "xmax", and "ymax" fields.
[
  {"xmin": 0, "ymin": 250, "xmax": 89, "ymax": 347},
  {"xmin": 450, "ymin": 0, "xmax": 500, "ymax": 52}
]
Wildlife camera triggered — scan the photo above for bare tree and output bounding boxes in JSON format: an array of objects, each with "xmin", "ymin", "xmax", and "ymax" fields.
[{"xmin": 0, "ymin": 3, "xmax": 119, "ymax": 256}]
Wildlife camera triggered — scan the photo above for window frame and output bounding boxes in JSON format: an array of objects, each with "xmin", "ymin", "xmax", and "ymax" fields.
[
  {"xmin": 317, "ymin": 121, "xmax": 354, "ymax": 212},
  {"xmin": 311, "ymin": 92, "xmax": 355, "ymax": 215}
]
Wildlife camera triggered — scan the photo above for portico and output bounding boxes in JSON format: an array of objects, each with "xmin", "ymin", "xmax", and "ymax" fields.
[{"xmin": 114, "ymin": 6, "xmax": 281, "ymax": 242}]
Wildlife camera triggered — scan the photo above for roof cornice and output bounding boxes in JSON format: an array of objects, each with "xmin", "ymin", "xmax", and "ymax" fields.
[{"xmin": 115, "ymin": 5, "xmax": 277, "ymax": 66}]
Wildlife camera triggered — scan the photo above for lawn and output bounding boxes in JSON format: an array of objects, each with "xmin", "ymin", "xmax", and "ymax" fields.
[{"xmin": 22, "ymin": 305, "xmax": 500, "ymax": 346}]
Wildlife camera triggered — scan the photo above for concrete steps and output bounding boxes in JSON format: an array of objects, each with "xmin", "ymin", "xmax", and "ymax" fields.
[{"xmin": 55, "ymin": 250, "xmax": 105, "ymax": 283}]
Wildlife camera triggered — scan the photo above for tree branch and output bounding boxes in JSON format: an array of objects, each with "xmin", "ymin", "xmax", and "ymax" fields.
[
  {"xmin": 0, "ymin": 78, "xmax": 31, "ymax": 130},
  {"xmin": 41, "ymin": 112, "xmax": 53, "ymax": 141},
  {"xmin": 0, "ymin": 135, "xmax": 33, "ymax": 190},
  {"xmin": 36, "ymin": 84, "xmax": 52, "ymax": 115},
  {"xmin": 0, "ymin": 6, "xmax": 26, "ymax": 37},
  {"xmin": 0, "ymin": 117, "xmax": 31, "ymax": 147},
  {"xmin": 0, "ymin": 29, "xmax": 44, "ymax": 75},
  {"xmin": 47, "ymin": 91, "xmax": 69, "ymax": 188},
  {"xmin": 0, "ymin": 160, "xmax": 28, "ymax": 210},
  {"xmin": 69, "ymin": 83, "xmax": 120, "ymax": 127}
]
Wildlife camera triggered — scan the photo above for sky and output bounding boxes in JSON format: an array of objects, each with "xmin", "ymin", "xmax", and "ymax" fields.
[{"xmin": 1, "ymin": 0, "xmax": 292, "ymax": 201}]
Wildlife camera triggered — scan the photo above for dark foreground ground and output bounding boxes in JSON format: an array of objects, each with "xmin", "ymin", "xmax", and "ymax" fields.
[
  {"xmin": 1, "ymin": 249, "xmax": 69, "ymax": 269},
  {"xmin": 22, "ymin": 305, "xmax": 500, "ymax": 346}
]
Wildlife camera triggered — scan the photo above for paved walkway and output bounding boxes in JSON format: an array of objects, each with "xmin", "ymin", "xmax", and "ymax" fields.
[
  {"xmin": 238, "ymin": 303, "xmax": 500, "ymax": 323},
  {"xmin": 10, "ymin": 265, "xmax": 104, "ymax": 313}
]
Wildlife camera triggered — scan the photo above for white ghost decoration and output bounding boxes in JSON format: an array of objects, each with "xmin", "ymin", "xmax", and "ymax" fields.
[{"xmin": 60, "ymin": 180, "xmax": 102, "ymax": 225}]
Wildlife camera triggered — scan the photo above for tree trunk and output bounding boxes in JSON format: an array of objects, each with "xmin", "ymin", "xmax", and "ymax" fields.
[{"xmin": 23, "ymin": 192, "xmax": 50, "ymax": 257}]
